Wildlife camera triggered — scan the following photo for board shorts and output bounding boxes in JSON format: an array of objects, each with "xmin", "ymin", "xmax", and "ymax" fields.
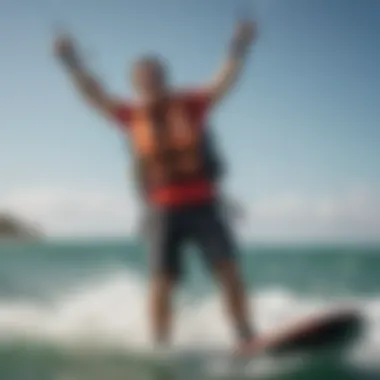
[{"xmin": 144, "ymin": 201, "xmax": 237, "ymax": 280}]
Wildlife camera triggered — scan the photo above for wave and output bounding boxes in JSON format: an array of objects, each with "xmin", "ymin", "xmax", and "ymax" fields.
[{"xmin": 0, "ymin": 270, "xmax": 379, "ymax": 377}]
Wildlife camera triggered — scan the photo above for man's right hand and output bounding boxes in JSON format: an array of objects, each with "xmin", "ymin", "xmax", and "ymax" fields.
[
  {"xmin": 54, "ymin": 35, "xmax": 80, "ymax": 66},
  {"xmin": 53, "ymin": 34, "xmax": 124, "ymax": 120}
]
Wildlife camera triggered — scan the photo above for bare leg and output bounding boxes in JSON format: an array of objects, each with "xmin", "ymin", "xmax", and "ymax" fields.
[
  {"xmin": 149, "ymin": 274, "xmax": 175, "ymax": 345},
  {"xmin": 215, "ymin": 259, "xmax": 254, "ymax": 343}
]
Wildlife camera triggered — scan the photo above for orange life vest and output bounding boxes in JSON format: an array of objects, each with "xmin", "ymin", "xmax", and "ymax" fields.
[{"xmin": 129, "ymin": 98, "xmax": 207, "ymax": 190}]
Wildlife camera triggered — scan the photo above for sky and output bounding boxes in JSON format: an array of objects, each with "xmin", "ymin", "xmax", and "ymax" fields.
[{"xmin": 0, "ymin": 0, "xmax": 379, "ymax": 241}]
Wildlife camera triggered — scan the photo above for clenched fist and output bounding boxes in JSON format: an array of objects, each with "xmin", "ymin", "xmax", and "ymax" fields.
[
  {"xmin": 53, "ymin": 34, "xmax": 77, "ymax": 61},
  {"xmin": 233, "ymin": 20, "xmax": 257, "ymax": 48}
]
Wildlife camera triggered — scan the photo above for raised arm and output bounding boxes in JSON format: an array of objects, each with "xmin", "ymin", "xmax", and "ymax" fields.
[
  {"xmin": 54, "ymin": 34, "xmax": 120, "ymax": 118},
  {"xmin": 206, "ymin": 20, "xmax": 257, "ymax": 107}
]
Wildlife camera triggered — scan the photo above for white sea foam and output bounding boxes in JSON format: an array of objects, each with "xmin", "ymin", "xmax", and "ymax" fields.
[{"xmin": 0, "ymin": 270, "xmax": 378, "ymax": 371}]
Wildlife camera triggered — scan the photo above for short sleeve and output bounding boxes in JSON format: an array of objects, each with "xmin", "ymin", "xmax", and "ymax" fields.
[
  {"xmin": 181, "ymin": 89, "xmax": 213, "ymax": 122},
  {"xmin": 110, "ymin": 101, "xmax": 133, "ymax": 127}
]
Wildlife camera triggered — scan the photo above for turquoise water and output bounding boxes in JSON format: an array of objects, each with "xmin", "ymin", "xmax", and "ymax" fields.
[{"xmin": 0, "ymin": 241, "xmax": 379, "ymax": 379}]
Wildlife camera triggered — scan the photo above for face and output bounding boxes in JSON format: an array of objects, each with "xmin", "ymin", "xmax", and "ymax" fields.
[{"xmin": 132, "ymin": 58, "xmax": 167, "ymax": 99}]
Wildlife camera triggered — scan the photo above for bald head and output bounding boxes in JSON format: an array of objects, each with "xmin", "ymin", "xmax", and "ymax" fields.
[{"xmin": 131, "ymin": 55, "xmax": 168, "ymax": 99}]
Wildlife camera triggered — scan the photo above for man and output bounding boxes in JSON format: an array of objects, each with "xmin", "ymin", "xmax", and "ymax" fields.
[{"xmin": 54, "ymin": 18, "xmax": 257, "ymax": 352}]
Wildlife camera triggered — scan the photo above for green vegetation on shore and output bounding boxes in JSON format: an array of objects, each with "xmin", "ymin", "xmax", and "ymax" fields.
[{"xmin": 0, "ymin": 213, "xmax": 42, "ymax": 241}]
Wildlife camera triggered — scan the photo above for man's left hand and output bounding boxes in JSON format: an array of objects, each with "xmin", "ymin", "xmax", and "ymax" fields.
[{"xmin": 233, "ymin": 20, "xmax": 258, "ymax": 49}]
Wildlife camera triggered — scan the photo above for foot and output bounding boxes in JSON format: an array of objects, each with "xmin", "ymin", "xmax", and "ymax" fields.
[{"xmin": 235, "ymin": 337, "xmax": 265, "ymax": 357}]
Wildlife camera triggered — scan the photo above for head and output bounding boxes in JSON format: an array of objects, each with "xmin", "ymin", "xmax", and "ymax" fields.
[{"xmin": 131, "ymin": 55, "xmax": 168, "ymax": 100}]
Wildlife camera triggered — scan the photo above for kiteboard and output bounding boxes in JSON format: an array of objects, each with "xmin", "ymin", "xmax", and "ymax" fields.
[
  {"xmin": 117, "ymin": 309, "xmax": 363, "ymax": 378},
  {"xmin": 236, "ymin": 309, "xmax": 363, "ymax": 357},
  {"xmin": 126, "ymin": 309, "xmax": 362, "ymax": 363}
]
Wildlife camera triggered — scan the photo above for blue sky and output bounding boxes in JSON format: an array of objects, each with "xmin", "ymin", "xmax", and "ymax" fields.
[{"xmin": 0, "ymin": 0, "xmax": 379, "ymax": 240}]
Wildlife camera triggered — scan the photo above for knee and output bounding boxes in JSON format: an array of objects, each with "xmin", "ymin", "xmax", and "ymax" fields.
[
  {"xmin": 215, "ymin": 259, "xmax": 243, "ymax": 289},
  {"xmin": 151, "ymin": 274, "xmax": 177, "ymax": 297}
]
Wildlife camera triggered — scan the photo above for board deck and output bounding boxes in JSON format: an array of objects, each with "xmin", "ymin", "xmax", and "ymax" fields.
[
  {"xmin": 126, "ymin": 309, "xmax": 363, "ymax": 366},
  {"xmin": 237, "ymin": 309, "xmax": 363, "ymax": 357}
]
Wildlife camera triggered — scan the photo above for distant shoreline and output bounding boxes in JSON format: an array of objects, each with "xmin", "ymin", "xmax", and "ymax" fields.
[
  {"xmin": 0, "ymin": 213, "xmax": 43, "ymax": 242},
  {"xmin": 4, "ymin": 237, "xmax": 378, "ymax": 250}
]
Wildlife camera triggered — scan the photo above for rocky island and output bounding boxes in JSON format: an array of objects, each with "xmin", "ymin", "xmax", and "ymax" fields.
[{"xmin": 0, "ymin": 213, "xmax": 43, "ymax": 241}]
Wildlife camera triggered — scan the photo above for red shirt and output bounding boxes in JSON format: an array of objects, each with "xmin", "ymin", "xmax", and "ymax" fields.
[{"xmin": 112, "ymin": 90, "xmax": 216, "ymax": 207}]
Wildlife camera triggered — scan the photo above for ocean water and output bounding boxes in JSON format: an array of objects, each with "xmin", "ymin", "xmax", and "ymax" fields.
[{"xmin": 0, "ymin": 241, "xmax": 379, "ymax": 380}]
